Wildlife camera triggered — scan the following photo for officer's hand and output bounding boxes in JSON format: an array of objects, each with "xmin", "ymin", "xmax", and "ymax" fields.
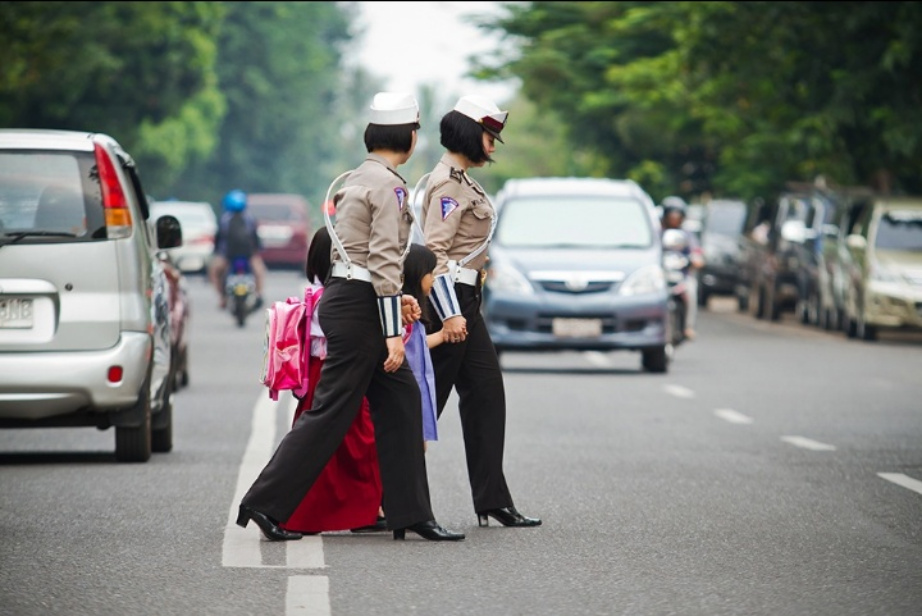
[
  {"xmin": 401, "ymin": 295, "xmax": 422, "ymax": 325},
  {"xmin": 383, "ymin": 336, "xmax": 406, "ymax": 373},
  {"xmin": 442, "ymin": 315, "xmax": 467, "ymax": 343}
]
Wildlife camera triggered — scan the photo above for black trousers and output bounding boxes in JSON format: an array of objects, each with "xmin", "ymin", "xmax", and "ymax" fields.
[
  {"xmin": 241, "ymin": 278, "xmax": 433, "ymax": 531},
  {"xmin": 428, "ymin": 281, "xmax": 514, "ymax": 513}
]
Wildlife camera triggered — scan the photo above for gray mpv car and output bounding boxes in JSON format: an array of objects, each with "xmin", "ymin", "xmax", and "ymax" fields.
[
  {"xmin": 483, "ymin": 177, "xmax": 671, "ymax": 372},
  {"xmin": 0, "ymin": 129, "xmax": 182, "ymax": 462}
]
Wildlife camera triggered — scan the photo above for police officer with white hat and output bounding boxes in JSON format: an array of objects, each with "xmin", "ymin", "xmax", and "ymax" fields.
[
  {"xmin": 238, "ymin": 92, "xmax": 464, "ymax": 542},
  {"xmin": 419, "ymin": 94, "xmax": 541, "ymax": 529}
]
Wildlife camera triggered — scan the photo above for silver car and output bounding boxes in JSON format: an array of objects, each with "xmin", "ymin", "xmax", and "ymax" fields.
[
  {"xmin": 483, "ymin": 177, "xmax": 671, "ymax": 372},
  {"xmin": 0, "ymin": 129, "xmax": 182, "ymax": 461}
]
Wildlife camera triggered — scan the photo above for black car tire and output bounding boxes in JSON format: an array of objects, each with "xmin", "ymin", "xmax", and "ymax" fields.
[
  {"xmin": 641, "ymin": 346, "xmax": 668, "ymax": 373},
  {"xmin": 115, "ymin": 376, "xmax": 153, "ymax": 463},
  {"xmin": 152, "ymin": 377, "xmax": 173, "ymax": 453}
]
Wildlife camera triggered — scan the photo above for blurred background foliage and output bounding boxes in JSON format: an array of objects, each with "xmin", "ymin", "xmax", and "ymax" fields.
[{"xmin": 2, "ymin": 1, "xmax": 920, "ymax": 223}]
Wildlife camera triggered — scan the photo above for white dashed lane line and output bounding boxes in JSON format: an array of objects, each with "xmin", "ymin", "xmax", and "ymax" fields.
[
  {"xmin": 781, "ymin": 435, "xmax": 837, "ymax": 451},
  {"xmin": 878, "ymin": 473, "xmax": 922, "ymax": 496},
  {"xmin": 713, "ymin": 408, "xmax": 754, "ymax": 424},
  {"xmin": 664, "ymin": 384, "xmax": 695, "ymax": 399}
]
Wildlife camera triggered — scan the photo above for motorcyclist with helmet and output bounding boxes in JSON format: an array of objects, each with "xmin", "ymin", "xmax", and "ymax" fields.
[
  {"xmin": 660, "ymin": 196, "xmax": 704, "ymax": 339},
  {"xmin": 209, "ymin": 189, "xmax": 267, "ymax": 310}
]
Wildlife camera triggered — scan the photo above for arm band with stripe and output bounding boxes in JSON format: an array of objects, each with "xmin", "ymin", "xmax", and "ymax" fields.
[
  {"xmin": 377, "ymin": 294, "xmax": 404, "ymax": 338},
  {"xmin": 430, "ymin": 273, "xmax": 462, "ymax": 322}
]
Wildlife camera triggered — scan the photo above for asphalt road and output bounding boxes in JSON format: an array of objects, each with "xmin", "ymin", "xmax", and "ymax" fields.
[{"xmin": 1, "ymin": 273, "xmax": 920, "ymax": 616}]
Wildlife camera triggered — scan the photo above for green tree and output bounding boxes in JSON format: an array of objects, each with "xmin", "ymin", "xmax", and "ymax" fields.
[
  {"xmin": 0, "ymin": 1, "xmax": 226, "ymax": 194},
  {"xmin": 479, "ymin": 1, "xmax": 922, "ymax": 201},
  {"xmin": 171, "ymin": 1, "xmax": 352, "ymax": 215}
]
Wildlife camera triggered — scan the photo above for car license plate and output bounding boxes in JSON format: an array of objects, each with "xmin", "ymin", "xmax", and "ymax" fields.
[
  {"xmin": 552, "ymin": 318, "xmax": 602, "ymax": 338},
  {"xmin": 0, "ymin": 298, "xmax": 34, "ymax": 329}
]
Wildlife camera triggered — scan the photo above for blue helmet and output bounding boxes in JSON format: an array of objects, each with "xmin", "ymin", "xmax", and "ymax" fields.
[{"xmin": 222, "ymin": 189, "xmax": 247, "ymax": 213}]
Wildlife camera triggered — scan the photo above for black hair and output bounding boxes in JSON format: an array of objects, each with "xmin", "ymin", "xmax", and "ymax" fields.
[
  {"xmin": 364, "ymin": 122, "xmax": 420, "ymax": 153},
  {"xmin": 305, "ymin": 226, "xmax": 332, "ymax": 283},
  {"xmin": 402, "ymin": 243, "xmax": 437, "ymax": 328},
  {"xmin": 439, "ymin": 110, "xmax": 493, "ymax": 164}
]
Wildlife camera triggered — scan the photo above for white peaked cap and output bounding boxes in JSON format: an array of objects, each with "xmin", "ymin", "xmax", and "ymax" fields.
[
  {"xmin": 453, "ymin": 94, "xmax": 509, "ymax": 142},
  {"xmin": 369, "ymin": 92, "xmax": 420, "ymax": 125}
]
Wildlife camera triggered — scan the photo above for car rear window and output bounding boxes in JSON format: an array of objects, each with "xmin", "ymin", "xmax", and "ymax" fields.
[
  {"xmin": 875, "ymin": 210, "xmax": 922, "ymax": 251},
  {"xmin": 706, "ymin": 203, "xmax": 746, "ymax": 237},
  {"xmin": 250, "ymin": 203, "xmax": 298, "ymax": 222},
  {"xmin": 495, "ymin": 195, "xmax": 653, "ymax": 249},
  {"xmin": 0, "ymin": 150, "xmax": 105, "ymax": 242}
]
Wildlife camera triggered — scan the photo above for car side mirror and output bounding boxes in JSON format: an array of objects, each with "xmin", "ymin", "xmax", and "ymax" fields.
[
  {"xmin": 846, "ymin": 234, "xmax": 867, "ymax": 250},
  {"xmin": 156, "ymin": 215, "xmax": 183, "ymax": 249},
  {"xmin": 780, "ymin": 220, "xmax": 807, "ymax": 243}
]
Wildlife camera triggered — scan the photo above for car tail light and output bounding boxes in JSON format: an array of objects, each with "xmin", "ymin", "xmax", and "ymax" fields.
[
  {"xmin": 107, "ymin": 366, "xmax": 124, "ymax": 383},
  {"xmin": 94, "ymin": 142, "xmax": 132, "ymax": 238}
]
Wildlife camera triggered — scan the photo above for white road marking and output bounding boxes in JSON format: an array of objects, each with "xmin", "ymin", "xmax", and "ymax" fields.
[
  {"xmin": 714, "ymin": 408, "xmax": 754, "ymax": 424},
  {"xmin": 583, "ymin": 351, "xmax": 611, "ymax": 367},
  {"xmin": 287, "ymin": 576, "xmax": 331, "ymax": 616},
  {"xmin": 780, "ymin": 435, "xmax": 837, "ymax": 451},
  {"xmin": 664, "ymin": 384, "xmax": 695, "ymax": 399},
  {"xmin": 878, "ymin": 473, "xmax": 922, "ymax": 496},
  {"xmin": 223, "ymin": 393, "xmax": 326, "ymax": 571}
]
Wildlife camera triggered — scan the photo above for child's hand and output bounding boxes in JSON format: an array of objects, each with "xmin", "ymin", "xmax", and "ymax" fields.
[{"xmin": 401, "ymin": 295, "xmax": 422, "ymax": 324}]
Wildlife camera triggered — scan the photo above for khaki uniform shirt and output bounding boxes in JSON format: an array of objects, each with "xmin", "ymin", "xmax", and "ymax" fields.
[
  {"xmin": 421, "ymin": 153, "xmax": 494, "ymax": 275},
  {"xmin": 331, "ymin": 154, "xmax": 413, "ymax": 297}
]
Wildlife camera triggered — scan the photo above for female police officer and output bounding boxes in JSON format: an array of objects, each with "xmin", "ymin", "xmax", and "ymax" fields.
[
  {"xmin": 420, "ymin": 95, "xmax": 541, "ymax": 529},
  {"xmin": 237, "ymin": 92, "xmax": 463, "ymax": 542}
]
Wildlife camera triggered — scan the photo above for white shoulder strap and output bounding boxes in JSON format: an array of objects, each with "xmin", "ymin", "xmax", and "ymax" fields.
[
  {"xmin": 408, "ymin": 172, "xmax": 431, "ymax": 245},
  {"xmin": 323, "ymin": 170, "xmax": 353, "ymax": 265}
]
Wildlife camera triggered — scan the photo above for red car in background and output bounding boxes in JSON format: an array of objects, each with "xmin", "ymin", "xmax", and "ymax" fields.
[{"xmin": 247, "ymin": 193, "xmax": 312, "ymax": 271}]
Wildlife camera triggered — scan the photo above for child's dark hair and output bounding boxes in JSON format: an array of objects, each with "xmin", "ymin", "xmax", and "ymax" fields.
[
  {"xmin": 439, "ymin": 111, "xmax": 493, "ymax": 164},
  {"xmin": 402, "ymin": 243, "xmax": 437, "ymax": 327},
  {"xmin": 305, "ymin": 226, "xmax": 332, "ymax": 283}
]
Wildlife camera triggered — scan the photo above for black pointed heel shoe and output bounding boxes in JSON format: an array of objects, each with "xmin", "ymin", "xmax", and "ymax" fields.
[
  {"xmin": 393, "ymin": 520, "xmax": 465, "ymax": 541},
  {"xmin": 476, "ymin": 506, "xmax": 542, "ymax": 528},
  {"xmin": 237, "ymin": 505, "xmax": 303, "ymax": 541},
  {"xmin": 351, "ymin": 515, "xmax": 387, "ymax": 534}
]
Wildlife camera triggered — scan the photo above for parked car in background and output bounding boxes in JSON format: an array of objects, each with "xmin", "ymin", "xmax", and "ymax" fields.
[
  {"xmin": 247, "ymin": 193, "xmax": 311, "ymax": 271},
  {"xmin": 0, "ymin": 129, "xmax": 182, "ymax": 462},
  {"xmin": 157, "ymin": 249, "xmax": 191, "ymax": 390},
  {"xmin": 695, "ymin": 198, "xmax": 747, "ymax": 308},
  {"xmin": 737, "ymin": 186, "xmax": 815, "ymax": 320},
  {"xmin": 839, "ymin": 195, "xmax": 922, "ymax": 340},
  {"xmin": 483, "ymin": 177, "xmax": 672, "ymax": 372},
  {"xmin": 149, "ymin": 199, "xmax": 217, "ymax": 275}
]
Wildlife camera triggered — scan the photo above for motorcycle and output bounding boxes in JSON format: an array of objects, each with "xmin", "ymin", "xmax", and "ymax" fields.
[
  {"xmin": 662, "ymin": 228, "xmax": 690, "ymax": 349},
  {"xmin": 224, "ymin": 256, "xmax": 259, "ymax": 327}
]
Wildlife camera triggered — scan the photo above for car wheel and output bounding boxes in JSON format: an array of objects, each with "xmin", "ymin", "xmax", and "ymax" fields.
[
  {"xmin": 641, "ymin": 346, "xmax": 668, "ymax": 373},
  {"xmin": 857, "ymin": 311, "xmax": 878, "ymax": 342},
  {"xmin": 845, "ymin": 315, "xmax": 858, "ymax": 338},
  {"xmin": 115, "ymin": 375, "xmax": 152, "ymax": 462},
  {"xmin": 152, "ymin": 369, "xmax": 174, "ymax": 453},
  {"xmin": 736, "ymin": 287, "xmax": 749, "ymax": 312}
]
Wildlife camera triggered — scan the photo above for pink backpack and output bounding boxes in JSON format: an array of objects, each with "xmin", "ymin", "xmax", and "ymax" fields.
[{"xmin": 259, "ymin": 285, "xmax": 323, "ymax": 401}]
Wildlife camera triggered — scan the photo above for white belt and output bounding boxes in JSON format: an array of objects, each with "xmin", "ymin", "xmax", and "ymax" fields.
[
  {"xmin": 331, "ymin": 261, "xmax": 372, "ymax": 282},
  {"xmin": 448, "ymin": 260, "xmax": 480, "ymax": 286}
]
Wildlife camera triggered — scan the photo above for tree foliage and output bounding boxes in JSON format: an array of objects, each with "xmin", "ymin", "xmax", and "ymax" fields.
[{"xmin": 478, "ymin": 1, "xmax": 922, "ymax": 202}]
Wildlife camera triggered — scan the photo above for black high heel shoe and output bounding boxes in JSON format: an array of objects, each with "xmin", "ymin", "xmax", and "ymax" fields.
[
  {"xmin": 393, "ymin": 520, "xmax": 465, "ymax": 541},
  {"xmin": 236, "ymin": 505, "xmax": 303, "ymax": 541},
  {"xmin": 477, "ymin": 506, "xmax": 541, "ymax": 528},
  {"xmin": 351, "ymin": 515, "xmax": 387, "ymax": 534}
]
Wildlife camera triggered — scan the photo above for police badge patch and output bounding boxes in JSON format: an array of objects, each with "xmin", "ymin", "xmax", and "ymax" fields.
[
  {"xmin": 440, "ymin": 196, "xmax": 459, "ymax": 219},
  {"xmin": 394, "ymin": 187, "xmax": 408, "ymax": 210}
]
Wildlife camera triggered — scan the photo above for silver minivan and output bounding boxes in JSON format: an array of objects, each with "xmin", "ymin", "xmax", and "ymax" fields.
[{"xmin": 0, "ymin": 129, "xmax": 182, "ymax": 462}]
